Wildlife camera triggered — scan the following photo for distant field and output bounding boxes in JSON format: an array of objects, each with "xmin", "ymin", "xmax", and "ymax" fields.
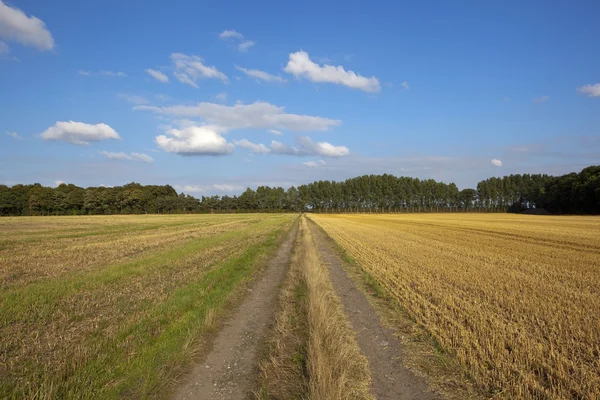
[
  {"xmin": 310, "ymin": 213, "xmax": 600, "ymax": 399},
  {"xmin": 0, "ymin": 214, "xmax": 295, "ymax": 399}
]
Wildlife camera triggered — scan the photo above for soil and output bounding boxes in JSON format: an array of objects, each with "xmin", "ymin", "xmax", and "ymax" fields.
[
  {"xmin": 171, "ymin": 223, "xmax": 298, "ymax": 400},
  {"xmin": 307, "ymin": 221, "xmax": 441, "ymax": 400}
]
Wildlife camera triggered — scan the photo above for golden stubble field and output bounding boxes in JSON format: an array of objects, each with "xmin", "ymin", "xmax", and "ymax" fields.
[
  {"xmin": 310, "ymin": 213, "xmax": 600, "ymax": 399},
  {"xmin": 0, "ymin": 214, "xmax": 296, "ymax": 399}
]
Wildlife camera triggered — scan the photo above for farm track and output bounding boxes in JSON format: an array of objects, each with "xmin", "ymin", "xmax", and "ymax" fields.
[
  {"xmin": 172, "ymin": 221, "xmax": 299, "ymax": 400},
  {"xmin": 307, "ymin": 219, "xmax": 439, "ymax": 400}
]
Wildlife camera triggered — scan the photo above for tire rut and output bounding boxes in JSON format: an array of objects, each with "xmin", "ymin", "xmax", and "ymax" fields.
[
  {"xmin": 308, "ymin": 220, "xmax": 440, "ymax": 400},
  {"xmin": 172, "ymin": 222, "xmax": 298, "ymax": 400}
]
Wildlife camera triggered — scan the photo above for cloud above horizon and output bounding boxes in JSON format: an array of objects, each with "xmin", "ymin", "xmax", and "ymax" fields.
[
  {"xmin": 0, "ymin": 0, "xmax": 54, "ymax": 51},
  {"xmin": 146, "ymin": 68, "xmax": 169, "ymax": 83},
  {"xmin": 134, "ymin": 101, "xmax": 340, "ymax": 132},
  {"xmin": 171, "ymin": 53, "xmax": 228, "ymax": 87},
  {"xmin": 577, "ymin": 83, "xmax": 600, "ymax": 97},
  {"xmin": 284, "ymin": 51, "xmax": 380, "ymax": 92},
  {"xmin": 99, "ymin": 151, "xmax": 154, "ymax": 163},
  {"xmin": 219, "ymin": 29, "xmax": 254, "ymax": 52},
  {"xmin": 235, "ymin": 136, "xmax": 350, "ymax": 157},
  {"xmin": 40, "ymin": 121, "xmax": 120, "ymax": 145},
  {"xmin": 235, "ymin": 66, "xmax": 287, "ymax": 83}
]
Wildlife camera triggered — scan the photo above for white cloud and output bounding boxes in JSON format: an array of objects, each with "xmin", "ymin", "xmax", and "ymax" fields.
[
  {"xmin": 533, "ymin": 96, "xmax": 549, "ymax": 104},
  {"xmin": 268, "ymin": 129, "xmax": 282, "ymax": 135},
  {"xmin": 219, "ymin": 30, "xmax": 243, "ymax": 40},
  {"xmin": 174, "ymin": 183, "xmax": 243, "ymax": 194},
  {"xmin": 134, "ymin": 101, "xmax": 340, "ymax": 132},
  {"xmin": 212, "ymin": 184, "xmax": 242, "ymax": 192},
  {"xmin": 303, "ymin": 160, "xmax": 326, "ymax": 167},
  {"xmin": 401, "ymin": 81, "xmax": 409, "ymax": 90},
  {"xmin": 146, "ymin": 68, "xmax": 169, "ymax": 83},
  {"xmin": 0, "ymin": 0, "xmax": 54, "ymax": 51},
  {"xmin": 238, "ymin": 40, "xmax": 255, "ymax": 52},
  {"xmin": 171, "ymin": 53, "xmax": 228, "ymax": 87},
  {"xmin": 235, "ymin": 136, "xmax": 349, "ymax": 157},
  {"xmin": 219, "ymin": 29, "xmax": 255, "ymax": 52},
  {"xmin": 117, "ymin": 93, "xmax": 149, "ymax": 105},
  {"xmin": 155, "ymin": 124, "xmax": 234, "ymax": 156},
  {"xmin": 78, "ymin": 70, "xmax": 126, "ymax": 77},
  {"xmin": 284, "ymin": 51, "xmax": 380, "ymax": 92},
  {"xmin": 234, "ymin": 139, "xmax": 270, "ymax": 154},
  {"xmin": 6, "ymin": 131, "xmax": 23, "ymax": 140},
  {"xmin": 0, "ymin": 40, "xmax": 8, "ymax": 54},
  {"xmin": 40, "ymin": 121, "xmax": 120, "ymax": 145},
  {"xmin": 235, "ymin": 66, "xmax": 286, "ymax": 83},
  {"xmin": 577, "ymin": 83, "xmax": 600, "ymax": 98},
  {"xmin": 99, "ymin": 151, "xmax": 154, "ymax": 163},
  {"xmin": 54, "ymin": 180, "xmax": 65, "ymax": 186},
  {"xmin": 215, "ymin": 92, "xmax": 227, "ymax": 102},
  {"xmin": 491, "ymin": 159, "xmax": 503, "ymax": 167},
  {"xmin": 176, "ymin": 185, "xmax": 204, "ymax": 193}
]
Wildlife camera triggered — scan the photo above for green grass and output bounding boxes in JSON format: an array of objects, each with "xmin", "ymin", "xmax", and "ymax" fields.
[{"xmin": 0, "ymin": 214, "xmax": 296, "ymax": 399}]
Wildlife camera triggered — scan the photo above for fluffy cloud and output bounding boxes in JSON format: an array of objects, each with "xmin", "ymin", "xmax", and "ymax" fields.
[
  {"xmin": 6, "ymin": 131, "xmax": 23, "ymax": 140},
  {"xmin": 155, "ymin": 125, "xmax": 233, "ymax": 156},
  {"xmin": 171, "ymin": 53, "xmax": 228, "ymax": 87},
  {"xmin": 235, "ymin": 66, "xmax": 286, "ymax": 83},
  {"xmin": 268, "ymin": 129, "xmax": 282, "ymax": 135},
  {"xmin": 219, "ymin": 29, "xmax": 254, "ymax": 52},
  {"xmin": 235, "ymin": 136, "xmax": 349, "ymax": 157},
  {"xmin": 577, "ymin": 83, "xmax": 600, "ymax": 97},
  {"xmin": 0, "ymin": 0, "xmax": 54, "ymax": 51},
  {"xmin": 234, "ymin": 139, "xmax": 270, "ymax": 154},
  {"xmin": 40, "ymin": 121, "xmax": 120, "ymax": 145},
  {"xmin": 99, "ymin": 151, "xmax": 154, "ymax": 163},
  {"xmin": 146, "ymin": 68, "xmax": 169, "ymax": 83},
  {"xmin": 491, "ymin": 159, "xmax": 503, "ymax": 167},
  {"xmin": 532, "ymin": 96, "xmax": 549, "ymax": 104},
  {"xmin": 284, "ymin": 51, "xmax": 380, "ymax": 92},
  {"xmin": 134, "ymin": 101, "xmax": 340, "ymax": 132}
]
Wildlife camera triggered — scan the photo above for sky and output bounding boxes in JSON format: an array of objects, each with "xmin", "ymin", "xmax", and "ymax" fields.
[{"xmin": 1, "ymin": 0, "xmax": 599, "ymax": 195}]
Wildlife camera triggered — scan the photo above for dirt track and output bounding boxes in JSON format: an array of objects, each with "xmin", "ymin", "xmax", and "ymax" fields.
[
  {"xmin": 171, "ymin": 223, "xmax": 298, "ymax": 400},
  {"xmin": 308, "ymin": 220, "xmax": 440, "ymax": 400},
  {"xmin": 173, "ymin": 217, "xmax": 440, "ymax": 399}
]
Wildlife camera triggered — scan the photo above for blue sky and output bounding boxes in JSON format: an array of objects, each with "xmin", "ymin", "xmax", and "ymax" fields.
[{"xmin": 1, "ymin": 0, "xmax": 599, "ymax": 194}]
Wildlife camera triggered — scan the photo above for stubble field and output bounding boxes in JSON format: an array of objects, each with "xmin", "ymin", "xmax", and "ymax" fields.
[
  {"xmin": 0, "ymin": 214, "xmax": 296, "ymax": 399},
  {"xmin": 309, "ymin": 213, "xmax": 600, "ymax": 399}
]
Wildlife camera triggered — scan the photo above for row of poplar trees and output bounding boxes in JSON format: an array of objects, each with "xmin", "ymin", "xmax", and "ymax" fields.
[{"xmin": 0, "ymin": 166, "xmax": 598, "ymax": 216}]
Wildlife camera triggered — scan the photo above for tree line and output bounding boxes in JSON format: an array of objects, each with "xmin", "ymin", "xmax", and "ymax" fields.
[{"xmin": 1, "ymin": 166, "xmax": 598, "ymax": 216}]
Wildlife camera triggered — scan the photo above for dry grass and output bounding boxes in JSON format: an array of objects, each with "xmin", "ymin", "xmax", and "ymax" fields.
[
  {"xmin": 258, "ymin": 217, "xmax": 372, "ymax": 400},
  {"xmin": 309, "ymin": 213, "xmax": 600, "ymax": 400},
  {"xmin": 0, "ymin": 214, "xmax": 295, "ymax": 399}
]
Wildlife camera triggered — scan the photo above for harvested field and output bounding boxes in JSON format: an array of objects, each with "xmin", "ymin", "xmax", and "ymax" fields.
[
  {"xmin": 0, "ymin": 214, "xmax": 296, "ymax": 399},
  {"xmin": 309, "ymin": 213, "xmax": 600, "ymax": 399}
]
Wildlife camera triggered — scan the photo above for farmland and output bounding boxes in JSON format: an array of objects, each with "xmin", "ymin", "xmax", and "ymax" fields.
[
  {"xmin": 0, "ymin": 214, "xmax": 296, "ymax": 399},
  {"xmin": 309, "ymin": 213, "xmax": 600, "ymax": 399}
]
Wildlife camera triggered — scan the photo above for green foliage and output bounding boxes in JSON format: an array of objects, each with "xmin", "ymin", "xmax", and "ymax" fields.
[{"xmin": 1, "ymin": 166, "xmax": 599, "ymax": 215}]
